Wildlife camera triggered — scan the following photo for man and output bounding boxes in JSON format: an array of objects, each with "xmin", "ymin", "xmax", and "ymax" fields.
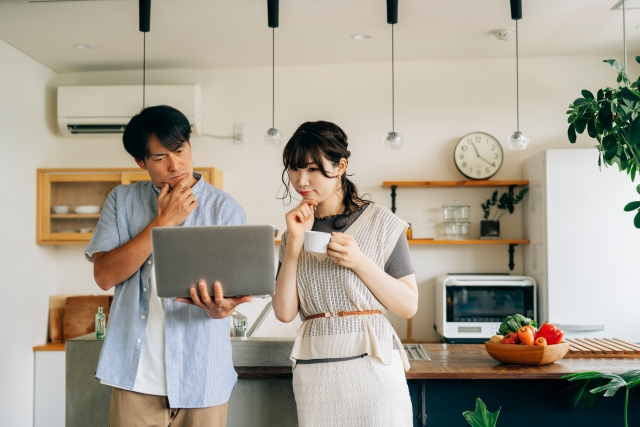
[{"xmin": 85, "ymin": 105, "xmax": 251, "ymax": 427}]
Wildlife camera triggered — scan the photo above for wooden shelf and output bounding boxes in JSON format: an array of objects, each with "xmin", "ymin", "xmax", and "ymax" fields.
[
  {"xmin": 51, "ymin": 214, "xmax": 101, "ymax": 219},
  {"xmin": 37, "ymin": 167, "xmax": 223, "ymax": 245},
  {"xmin": 33, "ymin": 343, "xmax": 65, "ymax": 352},
  {"xmin": 408, "ymin": 239, "xmax": 529, "ymax": 245},
  {"xmin": 382, "ymin": 180, "xmax": 528, "ymax": 188}
]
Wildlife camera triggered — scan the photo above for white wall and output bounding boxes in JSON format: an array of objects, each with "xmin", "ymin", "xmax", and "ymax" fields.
[
  {"xmin": 0, "ymin": 39, "xmax": 58, "ymax": 427},
  {"xmin": 54, "ymin": 55, "xmax": 632, "ymax": 341}
]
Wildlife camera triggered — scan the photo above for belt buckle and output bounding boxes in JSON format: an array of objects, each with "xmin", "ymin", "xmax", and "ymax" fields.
[{"xmin": 325, "ymin": 312, "xmax": 344, "ymax": 318}]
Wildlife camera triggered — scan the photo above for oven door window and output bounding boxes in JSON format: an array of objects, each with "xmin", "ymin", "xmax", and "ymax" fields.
[{"xmin": 446, "ymin": 286, "xmax": 534, "ymax": 322}]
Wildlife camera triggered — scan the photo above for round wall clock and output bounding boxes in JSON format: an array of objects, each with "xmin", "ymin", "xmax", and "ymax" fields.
[{"xmin": 454, "ymin": 132, "xmax": 503, "ymax": 180}]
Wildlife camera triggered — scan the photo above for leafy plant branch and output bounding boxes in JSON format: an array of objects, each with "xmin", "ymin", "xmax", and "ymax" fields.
[
  {"xmin": 566, "ymin": 57, "xmax": 640, "ymax": 228},
  {"xmin": 562, "ymin": 369, "xmax": 640, "ymax": 427}
]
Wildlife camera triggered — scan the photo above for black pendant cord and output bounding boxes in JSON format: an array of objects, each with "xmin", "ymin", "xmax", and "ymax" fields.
[
  {"xmin": 516, "ymin": 19, "xmax": 519, "ymax": 133},
  {"xmin": 272, "ymin": 27, "xmax": 275, "ymax": 129},
  {"xmin": 392, "ymin": 23, "xmax": 395, "ymax": 133},
  {"xmin": 143, "ymin": 31, "xmax": 146, "ymax": 109}
]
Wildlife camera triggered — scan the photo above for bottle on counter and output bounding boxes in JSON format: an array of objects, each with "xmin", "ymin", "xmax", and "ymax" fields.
[
  {"xmin": 95, "ymin": 307, "xmax": 105, "ymax": 340},
  {"xmin": 406, "ymin": 223, "xmax": 413, "ymax": 240}
]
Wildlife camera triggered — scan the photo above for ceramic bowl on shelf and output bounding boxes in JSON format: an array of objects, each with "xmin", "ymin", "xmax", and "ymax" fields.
[
  {"xmin": 51, "ymin": 205, "xmax": 71, "ymax": 214},
  {"xmin": 74, "ymin": 205, "xmax": 101, "ymax": 214},
  {"xmin": 79, "ymin": 228, "xmax": 94, "ymax": 233},
  {"xmin": 485, "ymin": 341, "xmax": 569, "ymax": 365}
]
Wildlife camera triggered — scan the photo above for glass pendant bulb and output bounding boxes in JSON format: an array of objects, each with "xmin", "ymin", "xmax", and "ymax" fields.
[
  {"xmin": 263, "ymin": 127, "xmax": 283, "ymax": 147},
  {"xmin": 383, "ymin": 131, "xmax": 404, "ymax": 150},
  {"xmin": 507, "ymin": 131, "xmax": 529, "ymax": 150}
]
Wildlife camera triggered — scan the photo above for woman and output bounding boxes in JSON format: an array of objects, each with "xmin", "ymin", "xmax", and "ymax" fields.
[{"xmin": 272, "ymin": 121, "xmax": 418, "ymax": 427}]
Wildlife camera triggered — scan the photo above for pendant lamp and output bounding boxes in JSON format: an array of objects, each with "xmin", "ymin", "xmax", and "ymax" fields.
[
  {"xmin": 263, "ymin": 0, "xmax": 283, "ymax": 146},
  {"xmin": 138, "ymin": 0, "xmax": 151, "ymax": 109},
  {"xmin": 383, "ymin": 0, "xmax": 404, "ymax": 150},
  {"xmin": 507, "ymin": 0, "xmax": 529, "ymax": 150},
  {"xmin": 139, "ymin": 0, "xmax": 151, "ymax": 109}
]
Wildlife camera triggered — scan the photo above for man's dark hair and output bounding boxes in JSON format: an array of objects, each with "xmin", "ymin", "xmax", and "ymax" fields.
[{"xmin": 122, "ymin": 105, "xmax": 191, "ymax": 161}]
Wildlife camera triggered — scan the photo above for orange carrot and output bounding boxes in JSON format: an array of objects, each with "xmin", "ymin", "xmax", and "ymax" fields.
[
  {"xmin": 534, "ymin": 337, "xmax": 547, "ymax": 346},
  {"xmin": 517, "ymin": 326, "xmax": 535, "ymax": 346}
]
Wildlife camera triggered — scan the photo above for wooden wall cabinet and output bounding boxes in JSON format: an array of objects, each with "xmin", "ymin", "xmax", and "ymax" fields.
[{"xmin": 37, "ymin": 168, "xmax": 223, "ymax": 245}]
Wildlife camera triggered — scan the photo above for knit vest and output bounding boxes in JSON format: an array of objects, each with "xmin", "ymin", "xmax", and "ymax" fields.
[{"xmin": 280, "ymin": 203, "xmax": 411, "ymax": 370}]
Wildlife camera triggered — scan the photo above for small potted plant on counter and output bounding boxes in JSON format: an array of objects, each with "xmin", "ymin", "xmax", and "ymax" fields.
[{"xmin": 480, "ymin": 187, "xmax": 529, "ymax": 239}]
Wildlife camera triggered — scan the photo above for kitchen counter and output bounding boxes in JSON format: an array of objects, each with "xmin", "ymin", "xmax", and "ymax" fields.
[
  {"xmin": 236, "ymin": 343, "xmax": 640, "ymax": 379},
  {"xmin": 65, "ymin": 337, "xmax": 640, "ymax": 427}
]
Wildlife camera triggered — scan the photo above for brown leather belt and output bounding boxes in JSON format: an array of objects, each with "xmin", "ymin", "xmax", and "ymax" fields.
[{"xmin": 305, "ymin": 310, "xmax": 382, "ymax": 320}]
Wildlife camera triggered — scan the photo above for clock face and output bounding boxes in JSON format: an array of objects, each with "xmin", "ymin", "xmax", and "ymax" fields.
[{"xmin": 454, "ymin": 132, "xmax": 503, "ymax": 180}]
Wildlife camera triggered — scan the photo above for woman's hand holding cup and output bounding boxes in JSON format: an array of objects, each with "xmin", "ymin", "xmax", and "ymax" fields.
[{"xmin": 285, "ymin": 199, "xmax": 318, "ymax": 240}]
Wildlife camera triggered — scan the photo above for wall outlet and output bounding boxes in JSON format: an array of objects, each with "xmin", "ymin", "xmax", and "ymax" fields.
[{"xmin": 233, "ymin": 124, "xmax": 246, "ymax": 145}]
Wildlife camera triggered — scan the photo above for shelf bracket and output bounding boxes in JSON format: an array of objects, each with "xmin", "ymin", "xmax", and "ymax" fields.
[
  {"xmin": 390, "ymin": 185, "xmax": 398, "ymax": 213},
  {"xmin": 508, "ymin": 244, "xmax": 518, "ymax": 271},
  {"xmin": 508, "ymin": 184, "xmax": 516, "ymax": 196}
]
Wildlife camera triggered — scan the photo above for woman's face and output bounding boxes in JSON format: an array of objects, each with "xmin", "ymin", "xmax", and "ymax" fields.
[{"xmin": 288, "ymin": 156, "xmax": 344, "ymax": 204}]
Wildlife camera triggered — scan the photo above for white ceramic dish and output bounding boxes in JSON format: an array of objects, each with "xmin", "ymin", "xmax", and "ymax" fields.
[
  {"xmin": 74, "ymin": 205, "xmax": 101, "ymax": 214},
  {"xmin": 51, "ymin": 205, "xmax": 71, "ymax": 214},
  {"xmin": 79, "ymin": 228, "xmax": 94, "ymax": 233}
]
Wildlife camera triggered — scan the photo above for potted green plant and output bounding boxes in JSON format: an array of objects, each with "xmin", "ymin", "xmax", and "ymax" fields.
[
  {"xmin": 566, "ymin": 57, "xmax": 640, "ymax": 228},
  {"xmin": 480, "ymin": 188, "xmax": 529, "ymax": 239}
]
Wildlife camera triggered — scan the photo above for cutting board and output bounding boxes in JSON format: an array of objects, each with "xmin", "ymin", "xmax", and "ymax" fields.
[
  {"xmin": 63, "ymin": 295, "xmax": 111, "ymax": 341},
  {"xmin": 564, "ymin": 338, "xmax": 640, "ymax": 358}
]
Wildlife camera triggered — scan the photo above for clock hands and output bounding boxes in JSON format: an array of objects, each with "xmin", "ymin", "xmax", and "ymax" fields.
[{"xmin": 470, "ymin": 142, "xmax": 496, "ymax": 167}]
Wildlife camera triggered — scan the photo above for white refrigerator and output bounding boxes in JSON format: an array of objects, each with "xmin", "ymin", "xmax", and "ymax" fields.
[{"xmin": 522, "ymin": 149, "xmax": 640, "ymax": 343}]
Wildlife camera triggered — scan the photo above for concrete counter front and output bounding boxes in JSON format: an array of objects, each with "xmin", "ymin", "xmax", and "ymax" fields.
[
  {"xmin": 67, "ymin": 337, "xmax": 640, "ymax": 427},
  {"xmin": 66, "ymin": 335, "xmax": 298, "ymax": 427}
]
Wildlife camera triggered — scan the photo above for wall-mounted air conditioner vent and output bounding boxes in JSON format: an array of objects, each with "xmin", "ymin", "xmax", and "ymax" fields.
[{"xmin": 57, "ymin": 85, "xmax": 202, "ymax": 137}]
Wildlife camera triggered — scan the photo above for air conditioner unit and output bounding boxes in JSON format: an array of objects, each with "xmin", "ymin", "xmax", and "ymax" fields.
[{"xmin": 57, "ymin": 85, "xmax": 202, "ymax": 137}]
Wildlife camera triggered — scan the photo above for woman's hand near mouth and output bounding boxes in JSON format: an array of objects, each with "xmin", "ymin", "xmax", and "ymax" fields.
[
  {"xmin": 285, "ymin": 199, "xmax": 317, "ymax": 240},
  {"xmin": 154, "ymin": 174, "xmax": 198, "ymax": 227}
]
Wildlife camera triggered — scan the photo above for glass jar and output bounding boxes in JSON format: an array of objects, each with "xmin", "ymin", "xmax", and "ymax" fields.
[
  {"xmin": 455, "ymin": 221, "xmax": 470, "ymax": 237},
  {"xmin": 445, "ymin": 222, "xmax": 457, "ymax": 237},
  {"xmin": 442, "ymin": 206, "xmax": 456, "ymax": 222},
  {"xmin": 454, "ymin": 205, "xmax": 470, "ymax": 221}
]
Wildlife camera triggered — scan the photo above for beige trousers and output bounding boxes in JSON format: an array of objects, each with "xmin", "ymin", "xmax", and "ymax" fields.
[{"xmin": 109, "ymin": 387, "xmax": 228, "ymax": 427}]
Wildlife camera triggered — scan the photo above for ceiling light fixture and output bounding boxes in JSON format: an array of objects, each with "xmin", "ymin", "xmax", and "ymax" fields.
[
  {"xmin": 74, "ymin": 44, "xmax": 96, "ymax": 50},
  {"xmin": 489, "ymin": 29, "xmax": 514, "ymax": 41},
  {"xmin": 507, "ymin": 0, "xmax": 529, "ymax": 151},
  {"xmin": 383, "ymin": 0, "xmax": 403, "ymax": 150},
  {"xmin": 139, "ymin": 0, "xmax": 150, "ymax": 109},
  {"xmin": 263, "ymin": 0, "xmax": 283, "ymax": 147},
  {"xmin": 352, "ymin": 34, "xmax": 374, "ymax": 40}
]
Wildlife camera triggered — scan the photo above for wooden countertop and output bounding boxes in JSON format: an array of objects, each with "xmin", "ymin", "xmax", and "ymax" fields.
[
  {"xmin": 33, "ymin": 343, "xmax": 65, "ymax": 351},
  {"xmin": 237, "ymin": 344, "xmax": 640, "ymax": 380}
]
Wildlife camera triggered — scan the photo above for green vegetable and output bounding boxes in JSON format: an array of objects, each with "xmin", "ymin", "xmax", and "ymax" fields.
[
  {"xmin": 462, "ymin": 398, "xmax": 500, "ymax": 427},
  {"xmin": 498, "ymin": 314, "xmax": 539, "ymax": 335}
]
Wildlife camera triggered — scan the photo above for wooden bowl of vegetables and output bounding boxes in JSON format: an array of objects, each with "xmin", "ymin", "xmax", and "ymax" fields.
[{"xmin": 485, "ymin": 316, "xmax": 569, "ymax": 365}]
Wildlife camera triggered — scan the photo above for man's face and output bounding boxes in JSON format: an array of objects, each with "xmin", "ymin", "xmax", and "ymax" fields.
[{"xmin": 135, "ymin": 135, "xmax": 194, "ymax": 190}]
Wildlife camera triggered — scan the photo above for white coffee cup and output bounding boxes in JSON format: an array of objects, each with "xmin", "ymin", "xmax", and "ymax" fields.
[{"xmin": 304, "ymin": 230, "xmax": 332, "ymax": 254}]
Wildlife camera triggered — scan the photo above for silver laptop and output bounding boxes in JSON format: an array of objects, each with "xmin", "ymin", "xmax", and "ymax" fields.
[{"xmin": 151, "ymin": 225, "xmax": 276, "ymax": 298}]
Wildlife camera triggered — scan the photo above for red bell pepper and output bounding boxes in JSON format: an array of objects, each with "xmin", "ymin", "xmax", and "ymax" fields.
[{"xmin": 537, "ymin": 323, "xmax": 564, "ymax": 345}]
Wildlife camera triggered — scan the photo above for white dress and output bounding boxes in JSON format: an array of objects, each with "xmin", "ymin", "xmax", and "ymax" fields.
[{"xmin": 279, "ymin": 203, "xmax": 414, "ymax": 427}]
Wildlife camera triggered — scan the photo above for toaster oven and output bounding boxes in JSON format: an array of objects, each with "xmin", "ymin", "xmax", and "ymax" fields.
[{"xmin": 435, "ymin": 274, "xmax": 536, "ymax": 343}]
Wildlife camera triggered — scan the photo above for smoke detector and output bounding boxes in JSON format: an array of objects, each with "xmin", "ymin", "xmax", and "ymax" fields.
[{"xmin": 489, "ymin": 29, "xmax": 515, "ymax": 41}]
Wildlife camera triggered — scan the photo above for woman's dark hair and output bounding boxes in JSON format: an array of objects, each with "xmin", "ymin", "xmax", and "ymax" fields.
[
  {"xmin": 281, "ymin": 121, "xmax": 369, "ymax": 228},
  {"xmin": 122, "ymin": 105, "xmax": 191, "ymax": 161}
]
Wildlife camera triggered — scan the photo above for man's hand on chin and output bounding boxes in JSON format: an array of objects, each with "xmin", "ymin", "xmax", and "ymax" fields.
[{"xmin": 176, "ymin": 281, "xmax": 252, "ymax": 319}]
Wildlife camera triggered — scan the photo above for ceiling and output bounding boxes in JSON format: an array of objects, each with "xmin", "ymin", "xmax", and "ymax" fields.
[{"xmin": 1, "ymin": 0, "xmax": 640, "ymax": 73}]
